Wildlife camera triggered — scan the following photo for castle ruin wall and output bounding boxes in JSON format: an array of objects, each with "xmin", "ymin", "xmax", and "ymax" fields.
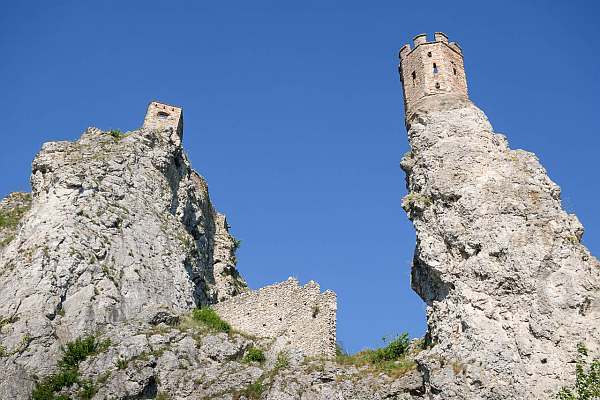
[{"xmin": 212, "ymin": 278, "xmax": 337, "ymax": 358}]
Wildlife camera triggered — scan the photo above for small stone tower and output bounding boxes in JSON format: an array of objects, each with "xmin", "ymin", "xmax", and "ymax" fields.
[
  {"xmin": 398, "ymin": 32, "xmax": 468, "ymax": 115},
  {"xmin": 143, "ymin": 101, "xmax": 183, "ymax": 138}
]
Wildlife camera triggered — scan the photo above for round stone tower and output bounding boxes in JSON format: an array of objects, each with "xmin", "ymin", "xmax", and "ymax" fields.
[{"xmin": 398, "ymin": 32, "xmax": 468, "ymax": 116}]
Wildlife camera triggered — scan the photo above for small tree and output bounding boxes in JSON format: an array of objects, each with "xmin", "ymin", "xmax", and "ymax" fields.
[{"xmin": 557, "ymin": 343, "xmax": 600, "ymax": 400}]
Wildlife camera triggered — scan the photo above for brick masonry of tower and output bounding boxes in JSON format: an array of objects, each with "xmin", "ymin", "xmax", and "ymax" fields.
[{"xmin": 399, "ymin": 32, "xmax": 469, "ymax": 115}]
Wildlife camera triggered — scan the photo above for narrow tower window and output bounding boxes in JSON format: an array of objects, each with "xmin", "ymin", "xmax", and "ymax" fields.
[
  {"xmin": 453, "ymin": 68, "xmax": 457, "ymax": 75},
  {"xmin": 433, "ymin": 63, "xmax": 438, "ymax": 74},
  {"xmin": 412, "ymin": 71, "xmax": 416, "ymax": 80}
]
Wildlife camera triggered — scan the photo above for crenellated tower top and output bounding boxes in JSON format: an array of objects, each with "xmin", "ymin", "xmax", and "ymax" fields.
[{"xmin": 398, "ymin": 32, "xmax": 468, "ymax": 115}]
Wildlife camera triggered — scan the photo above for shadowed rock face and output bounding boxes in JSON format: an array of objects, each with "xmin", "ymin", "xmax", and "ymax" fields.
[
  {"xmin": 401, "ymin": 95, "xmax": 600, "ymax": 399},
  {"xmin": 0, "ymin": 126, "xmax": 247, "ymax": 394}
]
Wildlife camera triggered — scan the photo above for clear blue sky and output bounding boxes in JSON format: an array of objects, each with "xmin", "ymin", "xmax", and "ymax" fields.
[{"xmin": 1, "ymin": 1, "xmax": 599, "ymax": 353}]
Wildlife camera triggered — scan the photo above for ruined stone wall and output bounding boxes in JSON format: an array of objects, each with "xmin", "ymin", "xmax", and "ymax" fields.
[
  {"xmin": 399, "ymin": 32, "xmax": 468, "ymax": 115},
  {"xmin": 213, "ymin": 278, "xmax": 337, "ymax": 358},
  {"xmin": 143, "ymin": 101, "xmax": 183, "ymax": 138}
]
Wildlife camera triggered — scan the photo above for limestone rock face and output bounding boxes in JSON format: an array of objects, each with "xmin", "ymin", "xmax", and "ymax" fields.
[
  {"xmin": 35, "ymin": 319, "xmax": 423, "ymax": 400},
  {"xmin": 0, "ymin": 125, "xmax": 421, "ymax": 399},
  {"xmin": 401, "ymin": 95, "xmax": 600, "ymax": 399},
  {"xmin": 0, "ymin": 126, "xmax": 247, "ymax": 395}
]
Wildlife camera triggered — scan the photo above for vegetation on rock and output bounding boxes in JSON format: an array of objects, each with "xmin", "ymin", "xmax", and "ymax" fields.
[
  {"xmin": 191, "ymin": 307, "xmax": 231, "ymax": 333},
  {"xmin": 557, "ymin": 344, "xmax": 600, "ymax": 400},
  {"xmin": 107, "ymin": 129, "xmax": 126, "ymax": 141},
  {"xmin": 243, "ymin": 347, "xmax": 266, "ymax": 364},
  {"xmin": 31, "ymin": 336, "xmax": 110, "ymax": 400},
  {"xmin": 0, "ymin": 196, "xmax": 31, "ymax": 229},
  {"xmin": 336, "ymin": 333, "xmax": 417, "ymax": 378}
]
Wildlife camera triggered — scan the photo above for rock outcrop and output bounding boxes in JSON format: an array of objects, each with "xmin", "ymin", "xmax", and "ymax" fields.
[
  {"xmin": 0, "ymin": 126, "xmax": 248, "ymax": 396},
  {"xmin": 0, "ymin": 123, "xmax": 421, "ymax": 399},
  {"xmin": 400, "ymin": 94, "xmax": 600, "ymax": 399}
]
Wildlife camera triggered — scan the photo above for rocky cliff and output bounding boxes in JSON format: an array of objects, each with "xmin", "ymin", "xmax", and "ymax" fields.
[
  {"xmin": 0, "ymin": 125, "xmax": 423, "ymax": 399},
  {"xmin": 1, "ymin": 92, "xmax": 598, "ymax": 399},
  {"xmin": 401, "ymin": 94, "xmax": 600, "ymax": 399}
]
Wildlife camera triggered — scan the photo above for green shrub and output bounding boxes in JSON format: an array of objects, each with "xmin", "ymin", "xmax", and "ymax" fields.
[
  {"xmin": 557, "ymin": 344, "xmax": 600, "ymax": 399},
  {"xmin": 31, "ymin": 368, "xmax": 79, "ymax": 400},
  {"xmin": 232, "ymin": 238, "xmax": 242, "ymax": 251},
  {"xmin": 335, "ymin": 333, "xmax": 415, "ymax": 378},
  {"xmin": 368, "ymin": 333, "xmax": 410, "ymax": 363},
  {"xmin": 243, "ymin": 347, "xmax": 266, "ymax": 364},
  {"xmin": 59, "ymin": 336, "xmax": 106, "ymax": 370},
  {"xmin": 108, "ymin": 129, "xmax": 125, "ymax": 140},
  {"xmin": 191, "ymin": 308, "xmax": 231, "ymax": 333},
  {"xmin": 32, "ymin": 335, "xmax": 110, "ymax": 400}
]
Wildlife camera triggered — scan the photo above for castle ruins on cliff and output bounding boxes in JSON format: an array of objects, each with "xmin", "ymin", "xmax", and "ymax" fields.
[{"xmin": 142, "ymin": 101, "xmax": 338, "ymax": 358}]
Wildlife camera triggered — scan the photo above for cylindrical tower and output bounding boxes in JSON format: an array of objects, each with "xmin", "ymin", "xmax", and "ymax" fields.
[{"xmin": 398, "ymin": 32, "xmax": 468, "ymax": 116}]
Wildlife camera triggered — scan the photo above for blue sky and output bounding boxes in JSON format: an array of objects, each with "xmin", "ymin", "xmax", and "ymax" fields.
[{"xmin": 1, "ymin": 1, "xmax": 599, "ymax": 353}]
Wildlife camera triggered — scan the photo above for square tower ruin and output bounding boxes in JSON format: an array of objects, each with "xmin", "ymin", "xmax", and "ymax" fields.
[
  {"xmin": 398, "ymin": 32, "xmax": 468, "ymax": 115},
  {"xmin": 142, "ymin": 101, "xmax": 183, "ymax": 138}
]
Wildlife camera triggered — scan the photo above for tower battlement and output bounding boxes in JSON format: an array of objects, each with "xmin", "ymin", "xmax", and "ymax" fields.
[
  {"xmin": 143, "ymin": 101, "xmax": 183, "ymax": 138},
  {"xmin": 398, "ymin": 32, "xmax": 468, "ymax": 115}
]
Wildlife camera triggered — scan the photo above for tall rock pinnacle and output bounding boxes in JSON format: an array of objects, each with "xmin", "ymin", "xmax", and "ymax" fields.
[{"xmin": 399, "ymin": 33, "xmax": 600, "ymax": 399}]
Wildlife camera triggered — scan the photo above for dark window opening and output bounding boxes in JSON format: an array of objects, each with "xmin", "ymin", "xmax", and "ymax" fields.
[
  {"xmin": 157, "ymin": 111, "xmax": 170, "ymax": 119},
  {"xmin": 433, "ymin": 63, "xmax": 438, "ymax": 74},
  {"xmin": 453, "ymin": 68, "xmax": 457, "ymax": 75},
  {"xmin": 427, "ymin": 51, "xmax": 432, "ymax": 57},
  {"xmin": 411, "ymin": 71, "xmax": 416, "ymax": 80},
  {"xmin": 435, "ymin": 82, "xmax": 440, "ymax": 89}
]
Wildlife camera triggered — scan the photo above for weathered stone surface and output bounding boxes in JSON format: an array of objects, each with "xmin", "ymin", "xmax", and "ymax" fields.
[
  {"xmin": 0, "ymin": 123, "xmax": 413, "ymax": 399},
  {"xmin": 213, "ymin": 277, "xmax": 337, "ymax": 358},
  {"xmin": 0, "ymin": 126, "xmax": 248, "ymax": 397},
  {"xmin": 401, "ymin": 94, "xmax": 600, "ymax": 399}
]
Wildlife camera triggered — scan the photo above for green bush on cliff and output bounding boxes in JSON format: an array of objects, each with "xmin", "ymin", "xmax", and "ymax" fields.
[
  {"xmin": 107, "ymin": 129, "xmax": 126, "ymax": 140},
  {"xmin": 336, "ymin": 333, "xmax": 415, "ymax": 378},
  {"xmin": 192, "ymin": 307, "xmax": 231, "ymax": 333},
  {"xmin": 243, "ymin": 347, "xmax": 266, "ymax": 364},
  {"xmin": 31, "ymin": 336, "xmax": 110, "ymax": 400},
  {"xmin": 557, "ymin": 344, "xmax": 600, "ymax": 400}
]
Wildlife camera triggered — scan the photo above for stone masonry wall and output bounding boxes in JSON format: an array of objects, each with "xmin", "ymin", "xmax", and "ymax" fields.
[
  {"xmin": 399, "ymin": 32, "xmax": 468, "ymax": 115},
  {"xmin": 143, "ymin": 101, "xmax": 183, "ymax": 138},
  {"xmin": 212, "ymin": 278, "xmax": 337, "ymax": 358}
]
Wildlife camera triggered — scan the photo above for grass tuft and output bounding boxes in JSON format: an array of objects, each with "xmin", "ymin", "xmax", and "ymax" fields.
[
  {"xmin": 243, "ymin": 347, "xmax": 266, "ymax": 364},
  {"xmin": 335, "ymin": 333, "xmax": 417, "ymax": 379},
  {"xmin": 191, "ymin": 308, "xmax": 231, "ymax": 333}
]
